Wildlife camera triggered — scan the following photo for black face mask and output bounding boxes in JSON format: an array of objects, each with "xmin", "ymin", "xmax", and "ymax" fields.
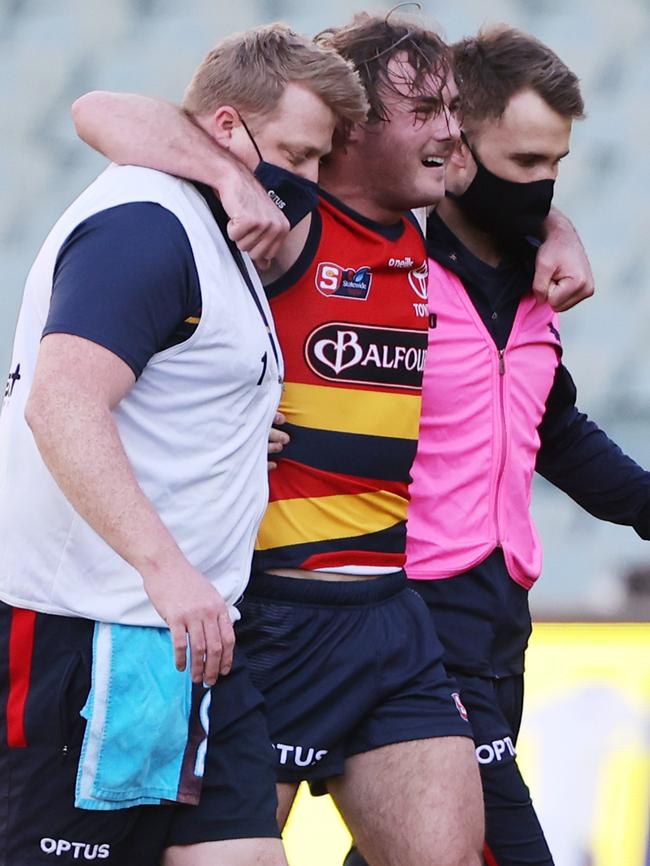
[
  {"xmin": 447, "ymin": 134, "xmax": 555, "ymax": 241},
  {"xmin": 253, "ymin": 161, "xmax": 320, "ymax": 230},
  {"xmin": 239, "ymin": 114, "xmax": 320, "ymax": 229}
]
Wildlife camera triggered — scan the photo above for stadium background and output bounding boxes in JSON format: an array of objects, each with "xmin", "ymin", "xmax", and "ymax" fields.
[{"xmin": 1, "ymin": 1, "xmax": 648, "ymax": 863}]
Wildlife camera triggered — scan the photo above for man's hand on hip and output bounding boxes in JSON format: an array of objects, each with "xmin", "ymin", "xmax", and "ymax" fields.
[{"xmin": 142, "ymin": 556, "xmax": 235, "ymax": 687}]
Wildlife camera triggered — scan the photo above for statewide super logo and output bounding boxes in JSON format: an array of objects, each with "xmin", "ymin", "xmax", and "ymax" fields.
[
  {"xmin": 315, "ymin": 262, "xmax": 373, "ymax": 300},
  {"xmin": 305, "ymin": 322, "xmax": 427, "ymax": 390}
]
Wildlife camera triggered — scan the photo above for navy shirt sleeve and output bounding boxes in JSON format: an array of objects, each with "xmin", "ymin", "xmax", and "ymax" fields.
[
  {"xmin": 536, "ymin": 363, "xmax": 650, "ymax": 539},
  {"xmin": 44, "ymin": 202, "xmax": 201, "ymax": 378}
]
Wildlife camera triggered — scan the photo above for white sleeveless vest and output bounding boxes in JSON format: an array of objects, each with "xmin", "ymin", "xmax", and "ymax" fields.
[{"xmin": 0, "ymin": 165, "xmax": 283, "ymax": 624}]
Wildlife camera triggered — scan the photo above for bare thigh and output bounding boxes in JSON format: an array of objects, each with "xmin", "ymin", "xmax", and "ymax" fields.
[
  {"xmin": 276, "ymin": 781, "xmax": 301, "ymax": 829},
  {"xmin": 328, "ymin": 736, "xmax": 484, "ymax": 866},
  {"xmin": 162, "ymin": 837, "xmax": 288, "ymax": 866}
]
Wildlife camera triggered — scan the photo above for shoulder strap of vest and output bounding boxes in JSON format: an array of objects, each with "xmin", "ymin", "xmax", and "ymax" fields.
[{"xmin": 193, "ymin": 181, "xmax": 282, "ymax": 376}]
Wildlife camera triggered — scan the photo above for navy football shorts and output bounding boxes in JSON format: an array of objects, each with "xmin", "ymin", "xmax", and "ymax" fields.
[
  {"xmin": 406, "ymin": 568, "xmax": 553, "ymax": 866},
  {"xmin": 449, "ymin": 673, "xmax": 554, "ymax": 866},
  {"xmin": 343, "ymin": 675, "xmax": 554, "ymax": 866},
  {"xmin": 236, "ymin": 571, "xmax": 471, "ymax": 792},
  {"xmin": 0, "ymin": 602, "xmax": 280, "ymax": 866}
]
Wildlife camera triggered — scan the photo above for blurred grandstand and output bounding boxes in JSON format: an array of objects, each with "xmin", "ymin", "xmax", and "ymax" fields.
[{"xmin": 1, "ymin": 0, "xmax": 649, "ymax": 618}]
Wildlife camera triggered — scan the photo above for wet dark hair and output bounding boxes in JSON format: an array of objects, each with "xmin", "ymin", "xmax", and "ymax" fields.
[
  {"xmin": 316, "ymin": 12, "xmax": 451, "ymax": 124},
  {"xmin": 452, "ymin": 25, "xmax": 585, "ymax": 128}
]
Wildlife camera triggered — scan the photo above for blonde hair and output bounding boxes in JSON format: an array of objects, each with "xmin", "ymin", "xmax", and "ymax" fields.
[{"xmin": 183, "ymin": 23, "xmax": 368, "ymax": 126}]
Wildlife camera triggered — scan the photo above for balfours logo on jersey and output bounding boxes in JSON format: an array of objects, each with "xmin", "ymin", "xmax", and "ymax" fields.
[
  {"xmin": 315, "ymin": 262, "xmax": 372, "ymax": 300},
  {"xmin": 306, "ymin": 322, "xmax": 427, "ymax": 389}
]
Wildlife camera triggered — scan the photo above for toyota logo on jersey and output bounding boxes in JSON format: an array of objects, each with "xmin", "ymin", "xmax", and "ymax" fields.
[{"xmin": 305, "ymin": 322, "xmax": 427, "ymax": 389}]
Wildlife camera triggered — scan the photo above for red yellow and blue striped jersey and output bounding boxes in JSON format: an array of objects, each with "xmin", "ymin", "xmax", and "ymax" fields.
[{"xmin": 254, "ymin": 189, "xmax": 429, "ymax": 572}]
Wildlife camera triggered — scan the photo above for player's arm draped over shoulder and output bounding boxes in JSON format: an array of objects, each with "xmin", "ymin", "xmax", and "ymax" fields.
[
  {"xmin": 71, "ymin": 91, "xmax": 289, "ymax": 268},
  {"xmin": 533, "ymin": 207, "xmax": 595, "ymax": 312},
  {"xmin": 26, "ymin": 334, "xmax": 234, "ymax": 686}
]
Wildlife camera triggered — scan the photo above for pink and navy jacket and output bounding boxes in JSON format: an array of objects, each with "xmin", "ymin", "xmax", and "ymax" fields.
[
  {"xmin": 406, "ymin": 257, "xmax": 562, "ymax": 590},
  {"xmin": 405, "ymin": 212, "xmax": 650, "ymax": 679}
]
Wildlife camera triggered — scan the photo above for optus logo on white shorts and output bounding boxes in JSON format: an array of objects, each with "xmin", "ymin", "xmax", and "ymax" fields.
[{"xmin": 40, "ymin": 838, "xmax": 111, "ymax": 860}]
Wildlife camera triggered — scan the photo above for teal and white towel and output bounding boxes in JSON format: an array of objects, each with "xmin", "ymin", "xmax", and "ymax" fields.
[{"xmin": 76, "ymin": 622, "xmax": 211, "ymax": 810}]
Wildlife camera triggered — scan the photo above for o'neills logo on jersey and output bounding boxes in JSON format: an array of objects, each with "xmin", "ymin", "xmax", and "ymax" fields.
[
  {"xmin": 315, "ymin": 262, "xmax": 372, "ymax": 300},
  {"xmin": 388, "ymin": 255, "xmax": 415, "ymax": 269},
  {"xmin": 305, "ymin": 322, "xmax": 427, "ymax": 389}
]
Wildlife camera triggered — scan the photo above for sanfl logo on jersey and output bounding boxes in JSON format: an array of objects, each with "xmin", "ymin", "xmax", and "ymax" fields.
[{"xmin": 315, "ymin": 262, "xmax": 372, "ymax": 300}]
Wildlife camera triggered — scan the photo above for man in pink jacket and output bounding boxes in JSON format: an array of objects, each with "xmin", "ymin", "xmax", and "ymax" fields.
[{"xmin": 348, "ymin": 25, "xmax": 650, "ymax": 866}]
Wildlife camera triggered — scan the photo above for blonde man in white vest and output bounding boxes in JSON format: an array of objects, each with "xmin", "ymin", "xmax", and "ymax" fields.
[{"xmin": 0, "ymin": 25, "xmax": 366, "ymax": 866}]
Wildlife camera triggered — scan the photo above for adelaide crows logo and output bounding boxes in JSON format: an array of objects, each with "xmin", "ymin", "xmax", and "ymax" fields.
[
  {"xmin": 315, "ymin": 262, "xmax": 372, "ymax": 300},
  {"xmin": 407, "ymin": 261, "xmax": 428, "ymax": 300}
]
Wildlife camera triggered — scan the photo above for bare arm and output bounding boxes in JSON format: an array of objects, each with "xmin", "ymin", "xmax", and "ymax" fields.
[
  {"xmin": 72, "ymin": 91, "xmax": 289, "ymax": 268},
  {"xmin": 25, "ymin": 333, "xmax": 233, "ymax": 685},
  {"xmin": 533, "ymin": 207, "xmax": 595, "ymax": 312}
]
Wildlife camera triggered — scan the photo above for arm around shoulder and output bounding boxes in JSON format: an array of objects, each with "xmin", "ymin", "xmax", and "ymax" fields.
[
  {"xmin": 71, "ymin": 90, "xmax": 289, "ymax": 267},
  {"xmin": 71, "ymin": 90, "xmax": 221, "ymax": 180},
  {"xmin": 533, "ymin": 207, "xmax": 595, "ymax": 312}
]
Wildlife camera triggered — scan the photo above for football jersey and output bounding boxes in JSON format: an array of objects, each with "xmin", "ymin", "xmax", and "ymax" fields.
[{"xmin": 254, "ymin": 189, "xmax": 429, "ymax": 573}]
